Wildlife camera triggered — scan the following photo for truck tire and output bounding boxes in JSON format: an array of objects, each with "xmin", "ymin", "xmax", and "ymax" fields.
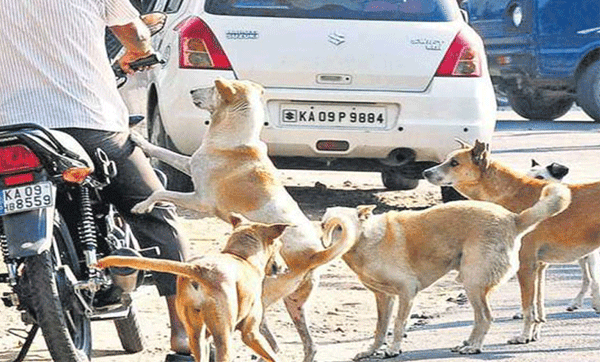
[
  {"xmin": 114, "ymin": 305, "xmax": 145, "ymax": 353},
  {"xmin": 381, "ymin": 169, "xmax": 419, "ymax": 190},
  {"xmin": 507, "ymin": 91, "xmax": 573, "ymax": 120},
  {"xmin": 22, "ymin": 214, "xmax": 92, "ymax": 362},
  {"xmin": 577, "ymin": 59, "xmax": 600, "ymax": 122},
  {"xmin": 147, "ymin": 105, "xmax": 193, "ymax": 192}
]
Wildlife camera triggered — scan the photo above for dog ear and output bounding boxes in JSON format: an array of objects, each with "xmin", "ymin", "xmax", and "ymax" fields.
[
  {"xmin": 357, "ymin": 205, "xmax": 376, "ymax": 221},
  {"xmin": 264, "ymin": 223, "xmax": 292, "ymax": 241},
  {"xmin": 471, "ymin": 140, "xmax": 490, "ymax": 170},
  {"xmin": 214, "ymin": 79, "xmax": 236, "ymax": 103},
  {"xmin": 531, "ymin": 159, "xmax": 539, "ymax": 167},
  {"xmin": 455, "ymin": 138, "xmax": 471, "ymax": 149},
  {"xmin": 228, "ymin": 213, "xmax": 246, "ymax": 228},
  {"xmin": 548, "ymin": 162, "xmax": 569, "ymax": 180}
]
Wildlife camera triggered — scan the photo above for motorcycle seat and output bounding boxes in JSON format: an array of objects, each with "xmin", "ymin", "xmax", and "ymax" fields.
[{"xmin": 21, "ymin": 129, "xmax": 95, "ymax": 173}]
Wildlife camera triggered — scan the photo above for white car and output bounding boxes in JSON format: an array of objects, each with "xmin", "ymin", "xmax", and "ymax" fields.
[{"xmin": 121, "ymin": 0, "xmax": 496, "ymax": 194}]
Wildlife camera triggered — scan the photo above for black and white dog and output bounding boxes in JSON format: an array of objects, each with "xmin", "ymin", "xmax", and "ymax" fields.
[{"xmin": 528, "ymin": 159, "xmax": 600, "ymax": 313}]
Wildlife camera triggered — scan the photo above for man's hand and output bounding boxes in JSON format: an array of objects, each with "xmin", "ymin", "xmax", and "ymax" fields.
[
  {"xmin": 110, "ymin": 17, "xmax": 153, "ymax": 75},
  {"xmin": 118, "ymin": 49, "xmax": 153, "ymax": 75}
]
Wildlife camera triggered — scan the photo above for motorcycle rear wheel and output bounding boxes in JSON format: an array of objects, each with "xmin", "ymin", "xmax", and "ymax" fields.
[{"xmin": 22, "ymin": 214, "xmax": 92, "ymax": 361}]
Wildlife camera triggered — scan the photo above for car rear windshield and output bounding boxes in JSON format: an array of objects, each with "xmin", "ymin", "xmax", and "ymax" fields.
[{"xmin": 205, "ymin": 0, "xmax": 455, "ymax": 22}]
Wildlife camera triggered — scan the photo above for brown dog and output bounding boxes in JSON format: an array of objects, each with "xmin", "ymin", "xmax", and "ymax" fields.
[
  {"xmin": 97, "ymin": 215, "xmax": 289, "ymax": 362},
  {"xmin": 423, "ymin": 140, "xmax": 599, "ymax": 344},
  {"xmin": 129, "ymin": 79, "xmax": 355, "ymax": 362},
  {"xmin": 320, "ymin": 182, "xmax": 570, "ymax": 357}
]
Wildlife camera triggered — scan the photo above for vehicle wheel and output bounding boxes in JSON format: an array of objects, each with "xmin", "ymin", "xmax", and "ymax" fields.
[
  {"xmin": 114, "ymin": 305, "xmax": 145, "ymax": 353},
  {"xmin": 381, "ymin": 169, "xmax": 419, "ymax": 190},
  {"xmin": 21, "ymin": 214, "xmax": 92, "ymax": 362},
  {"xmin": 507, "ymin": 91, "xmax": 573, "ymax": 120},
  {"xmin": 577, "ymin": 60, "xmax": 600, "ymax": 122},
  {"xmin": 440, "ymin": 186, "xmax": 467, "ymax": 203},
  {"xmin": 148, "ymin": 105, "xmax": 193, "ymax": 192}
]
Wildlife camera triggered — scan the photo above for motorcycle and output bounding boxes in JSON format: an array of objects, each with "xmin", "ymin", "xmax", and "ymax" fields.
[{"xmin": 0, "ymin": 16, "xmax": 166, "ymax": 362}]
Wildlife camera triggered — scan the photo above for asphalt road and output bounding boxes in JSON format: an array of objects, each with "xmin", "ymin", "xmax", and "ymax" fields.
[
  {"xmin": 398, "ymin": 107, "xmax": 600, "ymax": 362},
  {"xmin": 3, "ymin": 106, "xmax": 600, "ymax": 362},
  {"xmin": 285, "ymin": 106, "xmax": 600, "ymax": 362}
]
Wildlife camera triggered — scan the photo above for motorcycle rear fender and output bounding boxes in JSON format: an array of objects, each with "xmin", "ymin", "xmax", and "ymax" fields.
[{"xmin": 3, "ymin": 206, "xmax": 55, "ymax": 258}]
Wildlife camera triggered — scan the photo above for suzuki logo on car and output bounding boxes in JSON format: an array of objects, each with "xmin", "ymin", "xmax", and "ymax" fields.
[{"xmin": 328, "ymin": 32, "xmax": 345, "ymax": 46}]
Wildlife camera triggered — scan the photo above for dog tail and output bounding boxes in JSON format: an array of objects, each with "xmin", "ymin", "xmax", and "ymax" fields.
[
  {"xmin": 306, "ymin": 215, "xmax": 357, "ymax": 270},
  {"xmin": 96, "ymin": 256, "xmax": 198, "ymax": 281},
  {"xmin": 515, "ymin": 183, "xmax": 571, "ymax": 233}
]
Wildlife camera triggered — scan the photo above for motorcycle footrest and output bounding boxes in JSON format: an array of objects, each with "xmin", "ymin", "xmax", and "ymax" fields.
[
  {"xmin": 138, "ymin": 246, "xmax": 160, "ymax": 258},
  {"xmin": 89, "ymin": 305, "xmax": 130, "ymax": 321}
]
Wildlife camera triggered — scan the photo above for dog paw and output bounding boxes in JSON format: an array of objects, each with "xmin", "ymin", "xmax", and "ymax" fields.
[
  {"xmin": 374, "ymin": 348, "xmax": 401, "ymax": 359},
  {"xmin": 450, "ymin": 341, "xmax": 468, "ymax": 353},
  {"xmin": 458, "ymin": 345, "xmax": 482, "ymax": 355},
  {"xmin": 131, "ymin": 200, "xmax": 154, "ymax": 214},
  {"xmin": 507, "ymin": 335, "xmax": 530, "ymax": 345},
  {"xmin": 353, "ymin": 350, "xmax": 379, "ymax": 361},
  {"xmin": 353, "ymin": 351, "xmax": 373, "ymax": 361},
  {"xmin": 129, "ymin": 132, "xmax": 153, "ymax": 156},
  {"xmin": 566, "ymin": 305, "xmax": 579, "ymax": 312}
]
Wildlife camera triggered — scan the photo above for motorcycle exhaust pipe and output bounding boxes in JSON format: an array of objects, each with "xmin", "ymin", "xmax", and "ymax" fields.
[{"xmin": 105, "ymin": 248, "xmax": 144, "ymax": 293}]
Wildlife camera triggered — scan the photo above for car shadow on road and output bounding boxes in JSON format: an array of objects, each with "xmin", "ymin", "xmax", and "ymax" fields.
[{"xmin": 284, "ymin": 185, "xmax": 436, "ymax": 221}]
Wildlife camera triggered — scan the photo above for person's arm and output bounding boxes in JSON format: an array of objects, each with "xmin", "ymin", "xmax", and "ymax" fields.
[{"xmin": 110, "ymin": 18, "xmax": 153, "ymax": 74}]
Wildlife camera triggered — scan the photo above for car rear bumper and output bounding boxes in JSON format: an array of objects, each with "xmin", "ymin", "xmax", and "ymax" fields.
[{"xmin": 156, "ymin": 72, "xmax": 496, "ymax": 165}]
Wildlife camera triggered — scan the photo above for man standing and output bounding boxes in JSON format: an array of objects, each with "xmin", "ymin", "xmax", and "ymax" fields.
[{"xmin": 0, "ymin": 1, "xmax": 192, "ymax": 361}]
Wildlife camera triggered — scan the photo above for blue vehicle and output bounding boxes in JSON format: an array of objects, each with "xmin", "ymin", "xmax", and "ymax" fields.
[{"xmin": 462, "ymin": 0, "xmax": 600, "ymax": 121}]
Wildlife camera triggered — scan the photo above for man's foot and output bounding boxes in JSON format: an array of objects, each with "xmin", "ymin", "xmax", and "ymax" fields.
[
  {"xmin": 165, "ymin": 353, "xmax": 194, "ymax": 362},
  {"xmin": 170, "ymin": 327, "xmax": 190, "ymax": 355}
]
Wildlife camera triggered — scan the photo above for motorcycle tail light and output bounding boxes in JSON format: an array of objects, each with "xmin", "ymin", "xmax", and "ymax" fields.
[
  {"xmin": 177, "ymin": 17, "xmax": 232, "ymax": 70},
  {"xmin": 0, "ymin": 144, "xmax": 41, "ymax": 175},
  {"xmin": 4, "ymin": 173, "xmax": 35, "ymax": 186},
  {"xmin": 435, "ymin": 30, "xmax": 482, "ymax": 77},
  {"xmin": 62, "ymin": 167, "xmax": 92, "ymax": 184}
]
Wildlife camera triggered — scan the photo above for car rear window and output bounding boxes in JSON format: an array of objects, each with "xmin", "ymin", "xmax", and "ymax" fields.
[{"xmin": 205, "ymin": 0, "xmax": 455, "ymax": 22}]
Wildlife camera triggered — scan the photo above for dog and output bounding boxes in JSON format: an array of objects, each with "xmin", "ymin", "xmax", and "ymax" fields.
[
  {"xmin": 129, "ymin": 78, "xmax": 354, "ymax": 362},
  {"xmin": 527, "ymin": 159, "xmax": 600, "ymax": 313},
  {"xmin": 528, "ymin": 159, "xmax": 569, "ymax": 182},
  {"xmin": 97, "ymin": 214, "xmax": 288, "ymax": 362},
  {"xmin": 320, "ymin": 182, "xmax": 570, "ymax": 358},
  {"xmin": 423, "ymin": 140, "xmax": 600, "ymax": 344}
]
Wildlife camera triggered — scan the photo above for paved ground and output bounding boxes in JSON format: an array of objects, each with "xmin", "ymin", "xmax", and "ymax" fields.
[{"xmin": 2, "ymin": 106, "xmax": 600, "ymax": 362}]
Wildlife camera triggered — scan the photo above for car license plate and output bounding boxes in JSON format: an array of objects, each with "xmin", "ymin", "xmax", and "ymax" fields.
[
  {"xmin": 0, "ymin": 182, "xmax": 55, "ymax": 216},
  {"xmin": 280, "ymin": 103, "xmax": 387, "ymax": 128}
]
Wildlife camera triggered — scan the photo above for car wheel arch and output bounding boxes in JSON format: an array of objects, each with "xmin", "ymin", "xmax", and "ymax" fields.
[{"xmin": 574, "ymin": 47, "xmax": 600, "ymax": 83}]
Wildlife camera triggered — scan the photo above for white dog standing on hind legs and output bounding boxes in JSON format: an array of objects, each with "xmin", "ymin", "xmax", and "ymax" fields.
[
  {"xmin": 130, "ymin": 78, "xmax": 355, "ymax": 362},
  {"xmin": 527, "ymin": 159, "xmax": 600, "ymax": 313}
]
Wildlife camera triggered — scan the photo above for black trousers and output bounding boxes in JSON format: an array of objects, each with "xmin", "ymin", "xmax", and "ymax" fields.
[{"xmin": 60, "ymin": 128, "xmax": 188, "ymax": 297}]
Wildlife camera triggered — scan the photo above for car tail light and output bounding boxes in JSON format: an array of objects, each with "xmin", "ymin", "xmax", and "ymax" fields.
[
  {"xmin": 435, "ymin": 31, "xmax": 482, "ymax": 77},
  {"xmin": 0, "ymin": 145, "xmax": 41, "ymax": 175},
  {"xmin": 177, "ymin": 17, "xmax": 232, "ymax": 70}
]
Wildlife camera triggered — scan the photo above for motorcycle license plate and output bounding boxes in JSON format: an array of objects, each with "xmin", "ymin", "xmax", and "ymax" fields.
[{"xmin": 0, "ymin": 182, "xmax": 55, "ymax": 216}]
